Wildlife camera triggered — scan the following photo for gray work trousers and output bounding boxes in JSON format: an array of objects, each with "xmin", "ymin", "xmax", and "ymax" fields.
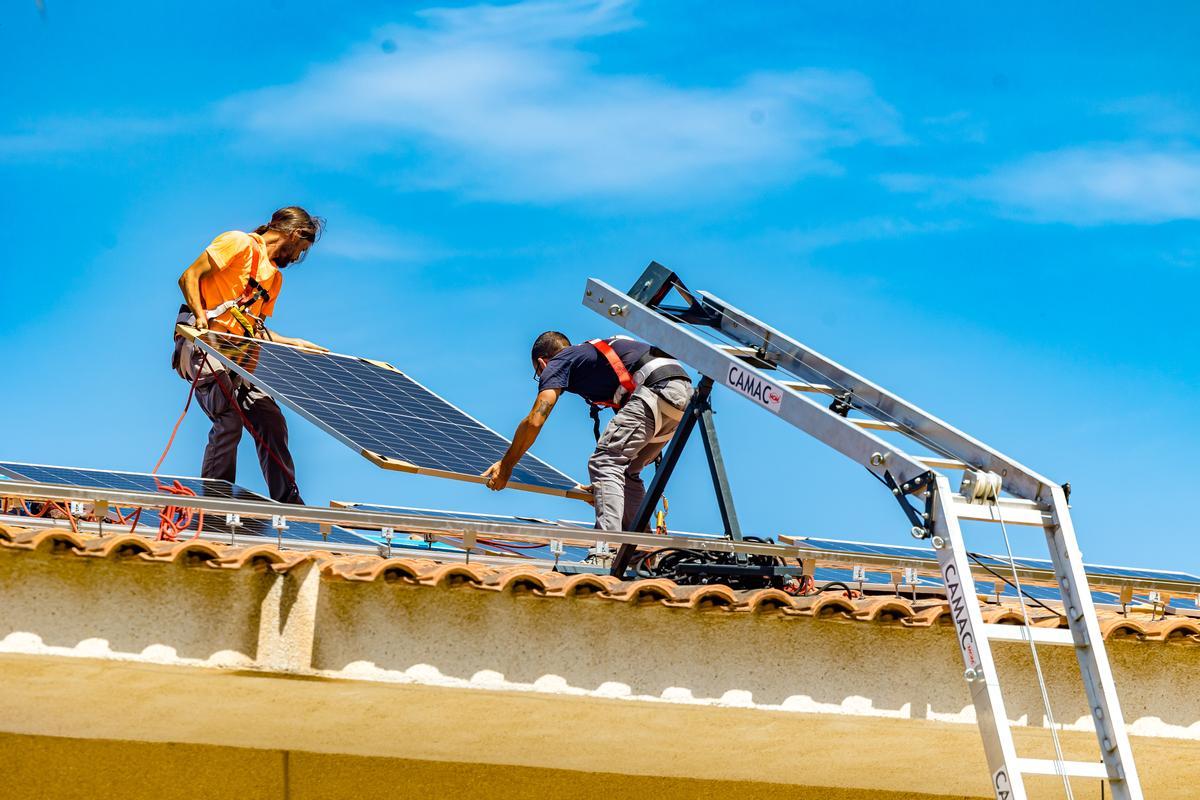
[
  {"xmin": 177, "ymin": 343, "xmax": 303, "ymax": 504},
  {"xmin": 588, "ymin": 378, "xmax": 694, "ymax": 532}
]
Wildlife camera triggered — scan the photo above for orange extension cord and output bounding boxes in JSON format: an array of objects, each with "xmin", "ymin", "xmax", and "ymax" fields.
[{"xmin": 129, "ymin": 363, "xmax": 206, "ymax": 541}]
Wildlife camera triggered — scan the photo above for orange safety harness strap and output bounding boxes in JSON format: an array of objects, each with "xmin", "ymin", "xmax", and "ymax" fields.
[{"xmin": 587, "ymin": 338, "xmax": 636, "ymax": 409}]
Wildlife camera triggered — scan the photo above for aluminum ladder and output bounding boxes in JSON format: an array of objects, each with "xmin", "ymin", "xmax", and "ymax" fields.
[{"xmin": 582, "ymin": 263, "xmax": 1143, "ymax": 800}]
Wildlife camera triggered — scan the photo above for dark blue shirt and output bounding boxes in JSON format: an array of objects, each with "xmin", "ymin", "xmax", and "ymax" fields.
[{"xmin": 537, "ymin": 338, "xmax": 651, "ymax": 404}]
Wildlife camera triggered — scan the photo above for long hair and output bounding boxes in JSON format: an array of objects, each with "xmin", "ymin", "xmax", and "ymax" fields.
[{"xmin": 254, "ymin": 206, "xmax": 325, "ymax": 242}]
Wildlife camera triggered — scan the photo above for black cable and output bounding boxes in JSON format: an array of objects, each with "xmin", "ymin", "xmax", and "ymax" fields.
[
  {"xmin": 630, "ymin": 537, "xmax": 785, "ymax": 589},
  {"xmin": 967, "ymin": 551, "xmax": 1061, "ymax": 617},
  {"xmin": 815, "ymin": 581, "xmax": 856, "ymax": 597}
]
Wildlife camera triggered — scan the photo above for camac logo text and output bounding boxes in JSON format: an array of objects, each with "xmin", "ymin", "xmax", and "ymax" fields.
[{"xmin": 727, "ymin": 365, "xmax": 784, "ymax": 413}]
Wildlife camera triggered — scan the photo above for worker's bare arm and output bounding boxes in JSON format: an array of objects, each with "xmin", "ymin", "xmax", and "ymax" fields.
[
  {"xmin": 261, "ymin": 328, "xmax": 328, "ymax": 353},
  {"xmin": 483, "ymin": 388, "xmax": 562, "ymax": 490},
  {"xmin": 177, "ymin": 253, "xmax": 217, "ymax": 330}
]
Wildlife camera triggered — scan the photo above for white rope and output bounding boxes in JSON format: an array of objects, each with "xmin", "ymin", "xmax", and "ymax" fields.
[{"xmin": 992, "ymin": 496, "xmax": 1075, "ymax": 799}]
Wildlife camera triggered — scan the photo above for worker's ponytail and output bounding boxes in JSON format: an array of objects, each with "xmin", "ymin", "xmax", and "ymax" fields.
[{"xmin": 253, "ymin": 206, "xmax": 325, "ymax": 242}]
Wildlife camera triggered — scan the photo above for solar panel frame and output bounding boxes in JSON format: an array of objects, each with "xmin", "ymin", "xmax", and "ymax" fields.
[
  {"xmin": 332, "ymin": 501, "xmax": 594, "ymax": 561},
  {"xmin": 184, "ymin": 328, "xmax": 587, "ymax": 500},
  {"xmin": 787, "ymin": 533, "xmax": 1200, "ymax": 587},
  {"xmin": 0, "ymin": 461, "xmax": 377, "ymax": 548}
]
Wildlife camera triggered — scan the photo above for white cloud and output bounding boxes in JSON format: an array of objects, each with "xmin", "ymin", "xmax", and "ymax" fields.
[
  {"xmin": 767, "ymin": 216, "xmax": 962, "ymax": 252},
  {"xmin": 1100, "ymin": 95, "xmax": 1200, "ymax": 137},
  {"xmin": 885, "ymin": 144, "xmax": 1200, "ymax": 225},
  {"xmin": 0, "ymin": 116, "xmax": 183, "ymax": 158},
  {"xmin": 221, "ymin": 0, "xmax": 904, "ymax": 203},
  {"xmin": 318, "ymin": 219, "xmax": 448, "ymax": 263},
  {"xmin": 974, "ymin": 145, "xmax": 1200, "ymax": 225}
]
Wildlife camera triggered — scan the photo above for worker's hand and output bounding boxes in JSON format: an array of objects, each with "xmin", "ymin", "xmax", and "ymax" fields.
[
  {"xmin": 574, "ymin": 484, "xmax": 595, "ymax": 504},
  {"xmin": 483, "ymin": 460, "xmax": 512, "ymax": 491},
  {"xmin": 194, "ymin": 317, "xmax": 209, "ymax": 332}
]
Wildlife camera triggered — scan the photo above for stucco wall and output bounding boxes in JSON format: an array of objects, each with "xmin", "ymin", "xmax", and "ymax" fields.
[
  {"xmin": 0, "ymin": 732, "xmax": 973, "ymax": 800},
  {"xmin": 2, "ymin": 544, "xmax": 1198, "ymax": 798}
]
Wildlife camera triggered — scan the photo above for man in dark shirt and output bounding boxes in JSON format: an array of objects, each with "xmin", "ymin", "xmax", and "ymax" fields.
[{"xmin": 483, "ymin": 331, "xmax": 693, "ymax": 531}]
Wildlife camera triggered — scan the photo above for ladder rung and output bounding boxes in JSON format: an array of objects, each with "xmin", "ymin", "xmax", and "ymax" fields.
[
  {"xmin": 850, "ymin": 418, "xmax": 903, "ymax": 431},
  {"xmin": 1017, "ymin": 758, "xmax": 1110, "ymax": 779},
  {"xmin": 951, "ymin": 497, "xmax": 1053, "ymax": 527},
  {"xmin": 982, "ymin": 623, "xmax": 1078, "ymax": 647},
  {"xmin": 719, "ymin": 345, "xmax": 778, "ymax": 369},
  {"xmin": 917, "ymin": 456, "xmax": 968, "ymax": 470},
  {"xmin": 781, "ymin": 380, "xmax": 837, "ymax": 395}
]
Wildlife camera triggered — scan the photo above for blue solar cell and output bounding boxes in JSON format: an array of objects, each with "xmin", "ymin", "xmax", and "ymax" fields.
[
  {"xmin": 795, "ymin": 535, "xmax": 1200, "ymax": 589},
  {"xmin": 338, "ymin": 503, "xmax": 593, "ymax": 561},
  {"xmin": 0, "ymin": 462, "xmax": 376, "ymax": 548},
  {"xmin": 797, "ymin": 537, "xmax": 935, "ymax": 560},
  {"xmin": 190, "ymin": 333, "xmax": 579, "ymax": 495}
]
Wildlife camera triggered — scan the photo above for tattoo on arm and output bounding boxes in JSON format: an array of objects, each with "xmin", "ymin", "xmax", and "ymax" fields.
[{"xmin": 534, "ymin": 399, "xmax": 554, "ymax": 417}]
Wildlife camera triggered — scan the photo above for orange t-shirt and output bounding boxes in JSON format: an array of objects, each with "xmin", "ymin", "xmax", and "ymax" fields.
[{"xmin": 198, "ymin": 231, "xmax": 283, "ymax": 335}]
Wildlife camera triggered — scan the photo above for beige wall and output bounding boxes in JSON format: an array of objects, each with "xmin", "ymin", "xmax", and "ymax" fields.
[
  {"xmin": 0, "ymin": 731, "xmax": 973, "ymax": 800},
  {"xmin": 2, "ymin": 544, "xmax": 1198, "ymax": 798}
]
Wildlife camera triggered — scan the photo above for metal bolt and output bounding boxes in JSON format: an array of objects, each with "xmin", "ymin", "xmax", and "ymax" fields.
[
  {"xmin": 1094, "ymin": 706, "xmax": 1104, "ymax": 720},
  {"xmin": 910, "ymin": 526, "xmax": 927, "ymax": 540},
  {"xmin": 964, "ymin": 668, "xmax": 978, "ymax": 681},
  {"xmin": 931, "ymin": 536, "xmax": 946, "ymax": 549}
]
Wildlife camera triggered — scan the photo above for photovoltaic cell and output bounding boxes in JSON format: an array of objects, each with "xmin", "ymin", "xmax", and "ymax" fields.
[
  {"xmin": 336, "ymin": 502, "xmax": 593, "ymax": 561},
  {"xmin": 793, "ymin": 535, "xmax": 1200, "ymax": 587},
  {"xmin": 0, "ymin": 462, "xmax": 376, "ymax": 548},
  {"xmin": 189, "ymin": 332, "xmax": 580, "ymax": 496}
]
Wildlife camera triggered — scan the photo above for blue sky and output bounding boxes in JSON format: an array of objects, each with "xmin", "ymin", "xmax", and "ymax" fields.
[{"xmin": 1, "ymin": 1, "xmax": 1197, "ymax": 571}]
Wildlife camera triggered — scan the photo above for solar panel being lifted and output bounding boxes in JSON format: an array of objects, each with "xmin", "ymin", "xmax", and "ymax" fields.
[
  {"xmin": 0, "ymin": 462, "xmax": 376, "ymax": 548},
  {"xmin": 183, "ymin": 329, "xmax": 585, "ymax": 499}
]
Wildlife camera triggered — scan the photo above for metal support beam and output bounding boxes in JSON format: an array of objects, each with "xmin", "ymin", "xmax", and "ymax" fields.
[
  {"xmin": 698, "ymin": 402, "xmax": 742, "ymax": 542},
  {"xmin": 609, "ymin": 377, "xmax": 744, "ymax": 577}
]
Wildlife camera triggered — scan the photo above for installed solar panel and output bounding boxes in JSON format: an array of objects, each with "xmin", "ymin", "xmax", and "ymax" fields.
[
  {"xmin": 334, "ymin": 502, "xmax": 593, "ymax": 561},
  {"xmin": 0, "ymin": 462, "xmax": 375, "ymax": 548},
  {"xmin": 791, "ymin": 534, "xmax": 1200, "ymax": 587},
  {"xmin": 186, "ymin": 330, "xmax": 583, "ymax": 499}
]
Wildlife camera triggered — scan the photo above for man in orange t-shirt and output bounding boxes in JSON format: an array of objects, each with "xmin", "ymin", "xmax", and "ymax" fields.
[{"xmin": 173, "ymin": 206, "xmax": 326, "ymax": 504}]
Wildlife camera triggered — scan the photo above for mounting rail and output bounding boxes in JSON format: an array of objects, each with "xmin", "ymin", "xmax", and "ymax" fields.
[{"xmin": 0, "ymin": 480, "xmax": 1193, "ymax": 596}]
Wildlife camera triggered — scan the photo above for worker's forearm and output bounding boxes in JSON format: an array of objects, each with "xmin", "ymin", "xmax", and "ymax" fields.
[
  {"xmin": 179, "ymin": 274, "xmax": 206, "ymax": 322},
  {"xmin": 263, "ymin": 330, "xmax": 303, "ymax": 346},
  {"xmin": 501, "ymin": 417, "xmax": 542, "ymax": 468}
]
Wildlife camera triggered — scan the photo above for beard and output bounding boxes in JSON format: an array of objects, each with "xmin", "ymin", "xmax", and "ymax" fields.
[{"xmin": 274, "ymin": 244, "xmax": 304, "ymax": 267}]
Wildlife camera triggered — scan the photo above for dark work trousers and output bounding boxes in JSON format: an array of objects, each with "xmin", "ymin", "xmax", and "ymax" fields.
[{"xmin": 194, "ymin": 372, "xmax": 304, "ymax": 505}]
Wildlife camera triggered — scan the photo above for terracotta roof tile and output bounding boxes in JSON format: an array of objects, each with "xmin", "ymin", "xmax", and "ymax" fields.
[
  {"xmin": 74, "ymin": 533, "xmax": 156, "ymax": 559},
  {"xmin": 0, "ymin": 524, "xmax": 1194, "ymax": 645}
]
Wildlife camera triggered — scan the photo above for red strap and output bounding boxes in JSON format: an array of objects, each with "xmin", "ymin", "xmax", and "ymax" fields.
[{"xmin": 588, "ymin": 338, "xmax": 636, "ymax": 396}]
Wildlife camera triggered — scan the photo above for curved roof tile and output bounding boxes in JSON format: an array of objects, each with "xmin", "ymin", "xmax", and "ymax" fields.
[{"xmin": 1, "ymin": 525, "xmax": 1195, "ymax": 646}]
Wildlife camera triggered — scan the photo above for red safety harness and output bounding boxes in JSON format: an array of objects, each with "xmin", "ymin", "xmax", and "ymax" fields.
[
  {"xmin": 584, "ymin": 336, "xmax": 689, "ymax": 441},
  {"xmin": 587, "ymin": 338, "xmax": 636, "ymax": 409}
]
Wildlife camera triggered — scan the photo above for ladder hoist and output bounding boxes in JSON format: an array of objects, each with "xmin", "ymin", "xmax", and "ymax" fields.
[{"xmin": 584, "ymin": 263, "xmax": 1143, "ymax": 800}]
